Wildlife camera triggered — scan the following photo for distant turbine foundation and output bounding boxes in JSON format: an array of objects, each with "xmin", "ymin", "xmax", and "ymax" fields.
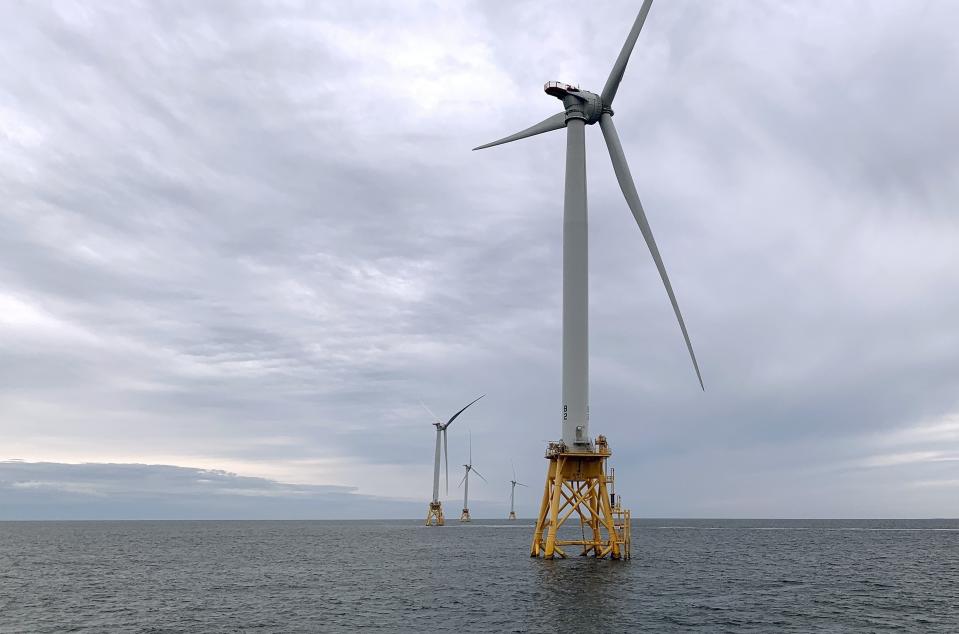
[
  {"xmin": 460, "ymin": 507, "xmax": 471, "ymax": 522},
  {"xmin": 531, "ymin": 436, "xmax": 631, "ymax": 560},
  {"xmin": 425, "ymin": 501, "xmax": 445, "ymax": 526}
]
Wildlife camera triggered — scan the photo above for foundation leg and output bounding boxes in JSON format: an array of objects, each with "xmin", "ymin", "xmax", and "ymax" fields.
[
  {"xmin": 597, "ymin": 476, "xmax": 619, "ymax": 560},
  {"xmin": 531, "ymin": 460, "xmax": 554, "ymax": 557},
  {"xmin": 543, "ymin": 457, "xmax": 566, "ymax": 559}
]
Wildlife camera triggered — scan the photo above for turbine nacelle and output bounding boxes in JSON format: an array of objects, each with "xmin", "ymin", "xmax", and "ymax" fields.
[{"xmin": 544, "ymin": 81, "xmax": 605, "ymax": 124}]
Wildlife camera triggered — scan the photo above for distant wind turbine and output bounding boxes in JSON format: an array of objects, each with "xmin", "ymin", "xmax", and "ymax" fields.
[
  {"xmin": 458, "ymin": 431, "xmax": 487, "ymax": 522},
  {"xmin": 508, "ymin": 461, "xmax": 527, "ymax": 520},
  {"xmin": 422, "ymin": 394, "xmax": 485, "ymax": 526}
]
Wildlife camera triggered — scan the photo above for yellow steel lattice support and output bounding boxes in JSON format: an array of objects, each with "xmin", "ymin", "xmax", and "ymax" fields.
[
  {"xmin": 530, "ymin": 436, "xmax": 631, "ymax": 560},
  {"xmin": 425, "ymin": 501, "xmax": 445, "ymax": 526}
]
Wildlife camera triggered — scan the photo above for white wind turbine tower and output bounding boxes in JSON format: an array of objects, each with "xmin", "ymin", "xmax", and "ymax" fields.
[
  {"xmin": 422, "ymin": 395, "xmax": 485, "ymax": 526},
  {"xmin": 473, "ymin": 0, "xmax": 699, "ymax": 559},
  {"xmin": 458, "ymin": 431, "xmax": 487, "ymax": 522},
  {"xmin": 508, "ymin": 461, "xmax": 527, "ymax": 521}
]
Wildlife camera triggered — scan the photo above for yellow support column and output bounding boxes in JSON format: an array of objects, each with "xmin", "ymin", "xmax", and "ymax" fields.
[
  {"xmin": 542, "ymin": 456, "xmax": 566, "ymax": 559},
  {"xmin": 530, "ymin": 463, "xmax": 553, "ymax": 557},
  {"xmin": 585, "ymin": 481, "xmax": 602, "ymax": 557},
  {"xmin": 597, "ymin": 471, "xmax": 620, "ymax": 560}
]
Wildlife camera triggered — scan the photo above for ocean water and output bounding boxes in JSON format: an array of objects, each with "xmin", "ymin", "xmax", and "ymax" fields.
[{"xmin": 1, "ymin": 518, "xmax": 957, "ymax": 632}]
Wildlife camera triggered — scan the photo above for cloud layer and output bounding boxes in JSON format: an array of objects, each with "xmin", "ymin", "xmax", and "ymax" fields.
[
  {"xmin": 0, "ymin": 460, "xmax": 425, "ymax": 520},
  {"xmin": 1, "ymin": 1, "xmax": 958, "ymax": 518}
]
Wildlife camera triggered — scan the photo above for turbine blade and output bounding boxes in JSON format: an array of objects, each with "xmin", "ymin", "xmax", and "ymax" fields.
[
  {"xmin": 458, "ymin": 471, "xmax": 467, "ymax": 488},
  {"xmin": 445, "ymin": 394, "xmax": 485, "ymax": 429},
  {"xmin": 601, "ymin": 0, "xmax": 654, "ymax": 106},
  {"xmin": 599, "ymin": 113, "xmax": 704, "ymax": 390},
  {"xmin": 511, "ymin": 459, "xmax": 516, "ymax": 482},
  {"xmin": 517, "ymin": 482, "xmax": 528, "ymax": 487},
  {"xmin": 469, "ymin": 430, "xmax": 472, "ymax": 465},
  {"xmin": 443, "ymin": 428, "xmax": 449, "ymax": 494},
  {"xmin": 472, "ymin": 468, "xmax": 488, "ymax": 483},
  {"xmin": 419, "ymin": 400, "xmax": 439, "ymax": 421},
  {"xmin": 472, "ymin": 113, "xmax": 566, "ymax": 151}
]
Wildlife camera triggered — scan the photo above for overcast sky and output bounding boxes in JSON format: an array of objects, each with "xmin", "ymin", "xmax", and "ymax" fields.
[{"xmin": 1, "ymin": 0, "xmax": 957, "ymax": 520}]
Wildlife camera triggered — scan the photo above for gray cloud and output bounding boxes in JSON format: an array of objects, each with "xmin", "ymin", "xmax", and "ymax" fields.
[
  {"xmin": 0, "ymin": 460, "xmax": 426, "ymax": 520},
  {"xmin": 1, "ymin": 1, "xmax": 958, "ymax": 519}
]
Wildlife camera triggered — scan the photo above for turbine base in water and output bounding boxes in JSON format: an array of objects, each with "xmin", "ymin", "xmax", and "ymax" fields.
[
  {"xmin": 460, "ymin": 508, "xmax": 471, "ymax": 522},
  {"xmin": 425, "ymin": 501, "xmax": 445, "ymax": 526},
  {"xmin": 508, "ymin": 511, "xmax": 516, "ymax": 520},
  {"xmin": 530, "ymin": 435, "xmax": 631, "ymax": 560}
]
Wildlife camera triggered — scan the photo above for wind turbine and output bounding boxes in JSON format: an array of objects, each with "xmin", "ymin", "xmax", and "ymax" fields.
[
  {"xmin": 458, "ymin": 431, "xmax": 487, "ymax": 522},
  {"xmin": 422, "ymin": 394, "xmax": 485, "ymax": 526},
  {"xmin": 473, "ymin": 0, "xmax": 700, "ymax": 559},
  {"xmin": 508, "ymin": 461, "xmax": 527, "ymax": 521}
]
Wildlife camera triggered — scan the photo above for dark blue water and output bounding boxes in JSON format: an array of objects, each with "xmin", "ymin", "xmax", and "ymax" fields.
[{"xmin": 1, "ymin": 519, "xmax": 957, "ymax": 632}]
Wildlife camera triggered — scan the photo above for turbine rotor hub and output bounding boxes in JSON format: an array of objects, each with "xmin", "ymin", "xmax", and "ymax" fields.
[{"xmin": 544, "ymin": 81, "xmax": 604, "ymax": 124}]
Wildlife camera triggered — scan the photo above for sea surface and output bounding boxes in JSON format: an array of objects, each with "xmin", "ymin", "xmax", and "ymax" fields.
[{"xmin": 1, "ymin": 518, "xmax": 958, "ymax": 632}]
